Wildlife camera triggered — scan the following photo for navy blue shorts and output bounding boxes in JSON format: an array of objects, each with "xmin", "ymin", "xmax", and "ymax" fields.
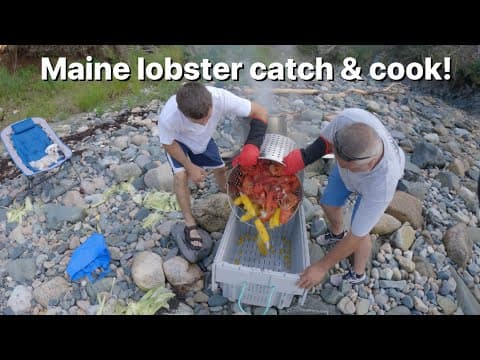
[{"xmin": 166, "ymin": 139, "xmax": 225, "ymax": 174}]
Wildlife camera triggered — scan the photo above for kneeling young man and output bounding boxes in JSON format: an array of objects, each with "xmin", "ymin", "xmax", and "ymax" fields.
[{"xmin": 158, "ymin": 82, "xmax": 268, "ymax": 252}]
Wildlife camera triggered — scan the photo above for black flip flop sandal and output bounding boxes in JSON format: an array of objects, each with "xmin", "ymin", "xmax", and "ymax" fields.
[{"xmin": 184, "ymin": 225, "xmax": 203, "ymax": 251}]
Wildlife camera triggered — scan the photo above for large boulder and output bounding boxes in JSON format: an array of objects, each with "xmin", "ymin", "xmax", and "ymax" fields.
[
  {"xmin": 386, "ymin": 191, "xmax": 424, "ymax": 229},
  {"xmin": 112, "ymin": 163, "xmax": 142, "ymax": 182},
  {"xmin": 163, "ymin": 256, "xmax": 203, "ymax": 293},
  {"xmin": 442, "ymin": 223, "xmax": 473, "ymax": 268},
  {"xmin": 7, "ymin": 285, "xmax": 33, "ymax": 314},
  {"xmin": 32, "ymin": 277, "xmax": 70, "ymax": 308},
  {"xmin": 372, "ymin": 213, "xmax": 402, "ymax": 236},
  {"xmin": 391, "ymin": 223, "xmax": 416, "ymax": 251},
  {"xmin": 143, "ymin": 163, "xmax": 173, "ymax": 191},
  {"xmin": 131, "ymin": 251, "xmax": 165, "ymax": 291},
  {"xmin": 192, "ymin": 193, "xmax": 231, "ymax": 232},
  {"xmin": 410, "ymin": 142, "xmax": 446, "ymax": 169},
  {"xmin": 171, "ymin": 222, "xmax": 213, "ymax": 264}
]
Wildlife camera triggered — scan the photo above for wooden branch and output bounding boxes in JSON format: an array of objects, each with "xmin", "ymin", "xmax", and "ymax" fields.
[
  {"xmin": 244, "ymin": 88, "xmax": 320, "ymax": 95},
  {"xmin": 244, "ymin": 83, "xmax": 404, "ymax": 97},
  {"xmin": 329, "ymin": 83, "xmax": 403, "ymax": 98}
]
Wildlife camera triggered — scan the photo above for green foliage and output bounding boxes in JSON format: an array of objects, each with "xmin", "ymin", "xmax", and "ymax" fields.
[
  {"xmin": 383, "ymin": 45, "xmax": 480, "ymax": 87},
  {"xmin": 297, "ymin": 45, "xmax": 391, "ymax": 67},
  {"xmin": 1, "ymin": 45, "xmax": 478, "ymax": 127},
  {"xmin": 462, "ymin": 59, "xmax": 480, "ymax": 86},
  {"xmin": 296, "ymin": 45, "xmax": 480, "ymax": 88},
  {"xmin": 0, "ymin": 45, "xmax": 186, "ymax": 126}
]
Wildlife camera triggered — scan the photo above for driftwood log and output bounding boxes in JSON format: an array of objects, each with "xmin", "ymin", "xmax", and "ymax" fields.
[
  {"xmin": 244, "ymin": 88, "xmax": 320, "ymax": 95},
  {"xmin": 244, "ymin": 83, "xmax": 405, "ymax": 97}
]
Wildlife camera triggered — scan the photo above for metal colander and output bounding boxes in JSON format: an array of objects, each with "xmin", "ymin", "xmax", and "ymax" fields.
[
  {"xmin": 258, "ymin": 133, "xmax": 297, "ymax": 165},
  {"xmin": 227, "ymin": 134, "xmax": 303, "ymax": 227}
]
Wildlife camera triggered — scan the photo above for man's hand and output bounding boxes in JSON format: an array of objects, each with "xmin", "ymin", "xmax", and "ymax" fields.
[
  {"xmin": 282, "ymin": 149, "xmax": 305, "ymax": 175},
  {"xmin": 232, "ymin": 144, "xmax": 260, "ymax": 167},
  {"xmin": 297, "ymin": 262, "xmax": 329, "ymax": 290},
  {"xmin": 186, "ymin": 164, "xmax": 207, "ymax": 184}
]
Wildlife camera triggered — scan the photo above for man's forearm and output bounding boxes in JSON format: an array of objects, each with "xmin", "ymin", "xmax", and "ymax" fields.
[
  {"xmin": 244, "ymin": 102, "xmax": 268, "ymax": 148},
  {"xmin": 163, "ymin": 142, "xmax": 191, "ymax": 169},
  {"xmin": 249, "ymin": 102, "xmax": 268, "ymax": 124},
  {"xmin": 245, "ymin": 119, "xmax": 267, "ymax": 148},
  {"xmin": 301, "ymin": 136, "xmax": 332, "ymax": 166}
]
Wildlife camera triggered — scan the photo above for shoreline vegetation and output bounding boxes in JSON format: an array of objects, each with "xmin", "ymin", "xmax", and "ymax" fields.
[{"xmin": 0, "ymin": 45, "xmax": 478, "ymax": 126}]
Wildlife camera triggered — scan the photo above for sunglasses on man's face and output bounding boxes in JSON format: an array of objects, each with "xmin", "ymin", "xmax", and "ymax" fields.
[{"xmin": 333, "ymin": 131, "xmax": 375, "ymax": 162}]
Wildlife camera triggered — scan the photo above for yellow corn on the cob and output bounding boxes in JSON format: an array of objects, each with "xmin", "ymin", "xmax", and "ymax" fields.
[
  {"xmin": 269, "ymin": 207, "xmax": 281, "ymax": 228},
  {"xmin": 233, "ymin": 195, "xmax": 243, "ymax": 206},
  {"xmin": 240, "ymin": 211, "xmax": 256, "ymax": 222},
  {"xmin": 256, "ymin": 235, "xmax": 269, "ymax": 256},
  {"xmin": 239, "ymin": 194, "xmax": 257, "ymax": 218},
  {"xmin": 254, "ymin": 218, "xmax": 270, "ymax": 256}
]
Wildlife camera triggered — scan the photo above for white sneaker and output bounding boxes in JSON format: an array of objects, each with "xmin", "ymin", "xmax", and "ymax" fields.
[
  {"xmin": 342, "ymin": 269, "xmax": 366, "ymax": 284},
  {"xmin": 316, "ymin": 230, "xmax": 346, "ymax": 246}
]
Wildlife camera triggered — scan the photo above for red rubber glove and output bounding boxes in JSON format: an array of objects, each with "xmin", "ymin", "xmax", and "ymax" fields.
[
  {"xmin": 282, "ymin": 149, "xmax": 305, "ymax": 175},
  {"xmin": 232, "ymin": 144, "xmax": 260, "ymax": 167}
]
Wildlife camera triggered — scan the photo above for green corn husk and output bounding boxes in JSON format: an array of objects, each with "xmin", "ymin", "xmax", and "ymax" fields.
[
  {"xmin": 141, "ymin": 191, "xmax": 179, "ymax": 229},
  {"xmin": 142, "ymin": 212, "xmax": 165, "ymax": 229},
  {"xmin": 143, "ymin": 191, "xmax": 179, "ymax": 212},
  {"xmin": 91, "ymin": 180, "xmax": 136, "ymax": 208},
  {"xmin": 96, "ymin": 277, "xmax": 116, "ymax": 315},
  {"xmin": 132, "ymin": 194, "xmax": 143, "ymax": 205},
  {"xmin": 114, "ymin": 286, "xmax": 175, "ymax": 315},
  {"xmin": 6, "ymin": 196, "xmax": 33, "ymax": 224}
]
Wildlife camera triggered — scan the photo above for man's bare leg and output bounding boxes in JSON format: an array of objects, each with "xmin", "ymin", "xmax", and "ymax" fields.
[
  {"xmin": 320, "ymin": 203, "xmax": 344, "ymax": 235},
  {"xmin": 353, "ymin": 234, "xmax": 371, "ymax": 275},
  {"xmin": 174, "ymin": 170, "xmax": 201, "ymax": 246},
  {"xmin": 213, "ymin": 166, "xmax": 227, "ymax": 193}
]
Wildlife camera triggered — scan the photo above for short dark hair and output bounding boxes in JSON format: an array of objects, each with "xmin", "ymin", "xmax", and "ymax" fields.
[
  {"xmin": 176, "ymin": 82, "xmax": 212, "ymax": 120},
  {"xmin": 334, "ymin": 123, "xmax": 381, "ymax": 162}
]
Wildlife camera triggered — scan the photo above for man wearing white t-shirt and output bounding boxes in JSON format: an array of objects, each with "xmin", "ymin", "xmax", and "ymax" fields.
[
  {"xmin": 158, "ymin": 82, "xmax": 268, "ymax": 252},
  {"xmin": 282, "ymin": 108, "xmax": 405, "ymax": 288}
]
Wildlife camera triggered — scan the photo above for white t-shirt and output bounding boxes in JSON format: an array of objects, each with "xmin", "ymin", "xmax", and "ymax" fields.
[
  {"xmin": 157, "ymin": 86, "xmax": 251, "ymax": 154},
  {"xmin": 321, "ymin": 108, "xmax": 406, "ymax": 237}
]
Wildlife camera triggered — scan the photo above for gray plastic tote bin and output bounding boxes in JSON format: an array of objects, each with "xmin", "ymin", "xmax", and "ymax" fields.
[{"xmin": 212, "ymin": 204, "xmax": 310, "ymax": 310}]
